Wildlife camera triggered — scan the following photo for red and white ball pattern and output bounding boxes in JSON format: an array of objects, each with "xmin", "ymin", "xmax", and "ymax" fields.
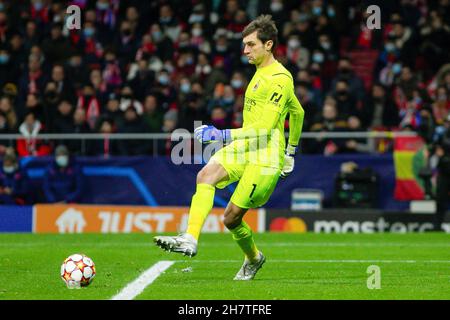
[{"xmin": 61, "ymin": 254, "xmax": 96, "ymax": 287}]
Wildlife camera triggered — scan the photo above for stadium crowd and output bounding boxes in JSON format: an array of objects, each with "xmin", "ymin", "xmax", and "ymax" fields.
[{"xmin": 0, "ymin": 0, "xmax": 448, "ymax": 159}]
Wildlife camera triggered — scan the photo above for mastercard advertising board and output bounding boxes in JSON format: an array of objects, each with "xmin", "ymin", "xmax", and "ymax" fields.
[{"xmin": 33, "ymin": 204, "xmax": 265, "ymax": 234}]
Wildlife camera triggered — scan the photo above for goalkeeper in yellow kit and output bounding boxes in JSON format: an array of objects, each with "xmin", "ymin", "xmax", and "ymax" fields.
[{"xmin": 154, "ymin": 15, "xmax": 305, "ymax": 280}]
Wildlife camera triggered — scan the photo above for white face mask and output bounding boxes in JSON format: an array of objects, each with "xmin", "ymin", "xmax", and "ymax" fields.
[
  {"xmin": 231, "ymin": 79, "xmax": 243, "ymax": 89},
  {"xmin": 320, "ymin": 42, "xmax": 331, "ymax": 50},
  {"xmin": 192, "ymin": 28, "xmax": 202, "ymax": 37},
  {"xmin": 270, "ymin": 2, "xmax": 283, "ymax": 12},
  {"xmin": 288, "ymin": 39, "xmax": 300, "ymax": 49},
  {"xmin": 180, "ymin": 83, "xmax": 191, "ymax": 93},
  {"xmin": 313, "ymin": 53, "xmax": 324, "ymax": 63},
  {"xmin": 56, "ymin": 156, "xmax": 69, "ymax": 167},
  {"xmin": 3, "ymin": 166, "xmax": 15, "ymax": 174}
]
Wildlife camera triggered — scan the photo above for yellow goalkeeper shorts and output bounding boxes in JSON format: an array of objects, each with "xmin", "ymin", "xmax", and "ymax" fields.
[{"xmin": 209, "ymin": 142, "xmax": 281, "ymax": 209}]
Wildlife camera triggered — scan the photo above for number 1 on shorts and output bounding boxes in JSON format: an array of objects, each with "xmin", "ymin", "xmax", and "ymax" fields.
[{"xmin": 249, "ymin": 183, "xmax": 257, "ymax": 198}]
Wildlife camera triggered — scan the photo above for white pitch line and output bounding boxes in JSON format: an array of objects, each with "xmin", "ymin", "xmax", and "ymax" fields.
[
  {"xmin": 2, "ymin": 242, "xmax": 450, "ymax": 248},
  {"xmin": 174, "ymin": 259, "xmax": 450, "ymax": 264},
  {"xmin": 111, "ymin": 260, "xmax": 174, "ymax": 300}
]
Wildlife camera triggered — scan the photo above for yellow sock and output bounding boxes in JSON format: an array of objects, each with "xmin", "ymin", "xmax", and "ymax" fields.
[
  {"xmin": 230, "ymin": 221, "xmax": 259, "ymax": 263},
  {"xmin": 186, "ymin": 183, "xmax": 215, "ymax": 240}
]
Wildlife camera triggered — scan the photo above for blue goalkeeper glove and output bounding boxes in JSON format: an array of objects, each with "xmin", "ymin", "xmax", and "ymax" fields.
[
  {"xmin": 194, "ymin": 125, "xmax": 231, "ymax": 144},
  {"xmin": 280, "ymin": 145, "xmax": 298, "ymax": 179}
]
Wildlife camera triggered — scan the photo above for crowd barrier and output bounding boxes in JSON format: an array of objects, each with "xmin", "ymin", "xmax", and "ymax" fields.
[
  {"xmin": 1, "ymin": 205, "xmax": 448, "ymax": 233},
  {"xmin": 18, "ymin": 154, "xmax": 409, "ymax": 210}
]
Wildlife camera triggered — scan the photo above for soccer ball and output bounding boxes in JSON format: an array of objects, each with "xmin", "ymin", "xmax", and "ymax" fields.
[{"xmin": 60, "ymin": 254, "xmax": 96, "ymax": 289}]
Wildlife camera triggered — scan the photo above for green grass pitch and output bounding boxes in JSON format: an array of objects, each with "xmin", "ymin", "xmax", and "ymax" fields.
[{"xmin": 0, "ymin": 233, "xmax": 449, "ymax": 300}]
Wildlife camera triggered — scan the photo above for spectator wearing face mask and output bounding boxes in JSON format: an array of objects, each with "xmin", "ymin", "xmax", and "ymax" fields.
[
  {"xmin": 316, "ymin": 33, "xmax": 338, "ymax": 79},
  {"xmin": 95, "ymin": 0, "xmax": 119, "ymax": 42},
  {"xmin": 117, "ymin": 106, "xmax": 151, "ymax": 155},
  {"xmin": 286, "ymin": 34, "xmax": 310, "ymax": 70},
  {"xmin": 190, "ymin": 22, "xmax": 210, "ymax": 53},
  {"xmin": 43, "ymin": 144, "xmax": 83, "ymax": 204},
  {"xmin": 188, "ymin": 4, "xmax": 207, "ymax": 26},
  {"xmin": 149, "ymin": 23, "xmax": 174, "ymax": 61},
  {"xmin": 211, "ymin": 29, "xmax": 231, "ymax": 64},
  {"xmin": 226, "ymin": 9, "xmax": 249, "ymax": 49},
  {"xmin": 113, "ymin": 20, "xmax": 140, "ymax": 68},
  {"xmin": 375, "ymin": 34, "xmax": 401, "ymax": 75},
  {"xmin": 177, "ymin": 76, "xmax": 193, "ymax": 107},
  {"xmin": 158, "ymin": 4, "xmax": 181, "ymax": 43},
  {"xmin": 175, "ymin": 51, "xmax": 196, "ymax": 78},
  {"xmin": 79, "ymin": 21, "xmax": 104, "ymax": 66},
  {"xmin": 229, "ymin": 71, "xmax": 247, "ymax": 96},
  {"xmin": 266, "ymin": 0, "xmax": 289, "ymax": 27},
  {"xmin": 333, "ymin": 79, "xmax": 358, "ymax": 118},
  {"xmin": 330, "ymin": 57, "xmax": 365, "ymax": 103},
  {"xmin": 195, "ymin": 53, "xmax": 212, "ymax": 82},
  {"xmin": 119, "ymin": 86, "xmax": 143, "ymax": 115},
  {"xmin": 152, "ymin": 69, "xmax": 177, "ymax": 111},
  {"xmin": 0, "ymin": 149, "xmax": 29, "ymax": 205}
]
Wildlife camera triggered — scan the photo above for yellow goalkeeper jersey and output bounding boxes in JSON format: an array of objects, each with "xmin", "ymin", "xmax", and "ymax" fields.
[{"xmin": 229, "ymin": 60, "xmax": 305, "ymax": 169}]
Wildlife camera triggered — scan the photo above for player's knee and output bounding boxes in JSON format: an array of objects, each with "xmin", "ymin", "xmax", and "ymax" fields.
[
  {"xmin": 223, "ymin": 210, "xmax": 242, "ymax": 230},
  {"xmin": 223, "ymin": 201, "xmax": 248, "ymax": 229},
  {"xmin": 196, "ymin": 167, "xmax": 212, "ymax": 184},
  {"xmin": 196, "ymin": 163, "xmax": 226, "ymax": 185}
]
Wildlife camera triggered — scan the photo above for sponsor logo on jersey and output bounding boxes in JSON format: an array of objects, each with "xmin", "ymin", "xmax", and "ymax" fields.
[{"xmin": 244, "ymin": 97, "xmax": 256, "ymax": 111}]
